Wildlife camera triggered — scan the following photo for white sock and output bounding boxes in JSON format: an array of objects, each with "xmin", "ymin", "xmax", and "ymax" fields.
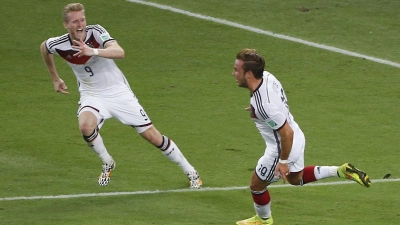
[
  {"xmin": 89, "ymin": 133, "xmax": 113, "ymax": 164},
  {"xmin": 161, "ymin": 138, "xmax": 195, "ymax": 173},
  {"xmin": 314, "ymin": 166, "xmax": 339, "ymax": 180},
  {"xmin": 254, "ymin": 202, "xmax": 271, "ymax": 219}
]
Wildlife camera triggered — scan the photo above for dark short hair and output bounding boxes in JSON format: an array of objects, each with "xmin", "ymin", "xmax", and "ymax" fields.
[{"xmin": 236, "ymin": 48, "xmax": 265, "ymax": 79}]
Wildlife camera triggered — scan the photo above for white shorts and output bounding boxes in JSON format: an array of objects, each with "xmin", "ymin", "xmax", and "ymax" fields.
[
  {"xmin": 77, "ymin": 92, "xmax": 152, "ymax": 133},
  {"xmin": 255, "ymin": 131, "xmax": 306, "ymax": 183}
]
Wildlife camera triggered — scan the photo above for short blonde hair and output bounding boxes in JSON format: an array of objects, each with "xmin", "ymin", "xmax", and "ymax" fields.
[{"xmin": 62, "ymin": 3, "xmax": 85, "ymax": 22}]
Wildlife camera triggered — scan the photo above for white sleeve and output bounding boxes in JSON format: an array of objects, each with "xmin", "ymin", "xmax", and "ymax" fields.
[
  {"xmin": 92, "ymin": 24, "xmax": 115, "ymax": 48},
  {"xmin": 264, "ymin": 102, "xmax": 287, "ymax": 130},
  {"xmin": 45, "ymin": 37, "xmax": 60, "ymax": 55}
]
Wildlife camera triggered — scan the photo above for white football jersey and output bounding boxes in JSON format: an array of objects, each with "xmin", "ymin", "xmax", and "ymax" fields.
[
  {"xmin": 250, "ymin": 71, "xmax": 303, "ymax": 151},
  {"xmin": 45, "ymin": 24, "xmax": 132, "ymax": 97}
]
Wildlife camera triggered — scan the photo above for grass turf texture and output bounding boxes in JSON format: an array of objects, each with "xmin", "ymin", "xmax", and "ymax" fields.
[{"xmin": 1, "ymin": 0, "xmax": 399, "ymax": 224}]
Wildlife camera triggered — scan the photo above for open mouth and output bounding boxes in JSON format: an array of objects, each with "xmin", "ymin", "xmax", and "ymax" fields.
[{"xmin": 76, "ymin": 28, "xmax": 84, "ymax": 35}]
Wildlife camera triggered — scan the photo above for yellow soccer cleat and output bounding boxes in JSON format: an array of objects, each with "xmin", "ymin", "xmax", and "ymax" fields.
[
  {"xmin": 338, "ymin": 163, "xmax": 371, "ymax": 187},
  {"xmin": 236, "ymin": 215, "xmax": 273, "ymax": 225}
]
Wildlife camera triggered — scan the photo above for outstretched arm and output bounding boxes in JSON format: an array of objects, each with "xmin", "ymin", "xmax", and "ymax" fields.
[
  {"xmin": 72, "ymin": 39, "xmax": 125, "ymax": 59},
  {"xmin": 40, "ymin": 41, "xmax": 68, "ymax": 94}
]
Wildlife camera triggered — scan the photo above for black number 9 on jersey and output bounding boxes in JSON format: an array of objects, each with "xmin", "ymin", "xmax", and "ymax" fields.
[{"xmin": 84, "ymin": 66, "xmax": 94, "ymax": 76}]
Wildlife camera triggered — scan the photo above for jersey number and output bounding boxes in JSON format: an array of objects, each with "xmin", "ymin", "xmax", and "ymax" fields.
[
  {"xmin": 85, "ymin": 66, "xmax": 94, "ymax": 77},
  {"xmin": 258, "ymin": 164, "xmax": 268, "ymax": 176},
  {"xmin": 140, "ymin": 109, "xmax": 149, "ymax": 121}
]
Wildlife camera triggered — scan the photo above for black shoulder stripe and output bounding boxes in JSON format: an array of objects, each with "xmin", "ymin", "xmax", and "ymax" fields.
[
  {"xmin": 254, "ymin": 91, "xmax": 269, "ymax": 119},
  {"xmin": 47, "ymin": 34, "xmax": 69, "ymax": 46},
  {"xmin": 48, "ymin": 36, "xmax": 69, "ymax": 49},
  {"xmin": 88, "ymin": 24, "xmax": 106, "ymax": 34},
  {"xmin": 95, "ymin": 24, "xmax": 106, "ymax": 33},
  {"xmin": 93, "ymin": 26, "xmax": 104, "ymax": 34}
]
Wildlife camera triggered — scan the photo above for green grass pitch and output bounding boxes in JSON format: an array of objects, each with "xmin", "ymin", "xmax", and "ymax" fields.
[{"xmin": 1, "ymin": 0, "xmax": 399, "ymax": 224}]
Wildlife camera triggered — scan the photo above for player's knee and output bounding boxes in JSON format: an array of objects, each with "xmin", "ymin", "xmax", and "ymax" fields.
[
  {"xmin": 79, "ymin": 123, "xmax": 96, "ymax": 136},
  {"xmin": 288, "ymin": 179, "xmax": 301, "ymax": 186},
  {"xmin": 286, "ymin": 174, "xmax": 302, "ymax": 186},
  {"xmin": 249, "ymin": 181, "xmax": 268, "ymax": 191},
  {"xmin": 78, "ymin": 110, "xmax": 98, "ymax": 135}
]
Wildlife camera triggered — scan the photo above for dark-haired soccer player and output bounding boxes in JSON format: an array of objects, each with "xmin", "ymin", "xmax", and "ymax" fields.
[{"xmin": 232, "ymin": 48, "xmax": 370, "ymax": 225}]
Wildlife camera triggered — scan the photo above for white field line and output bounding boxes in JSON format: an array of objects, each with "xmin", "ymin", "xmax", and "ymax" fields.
[
  {"xmin": 1, "ymin": 178, "xmax": 399, "ymax": 201},
  {"xmin": 126, "ymin": 0, "xmax": 400, "ymax": 68}
]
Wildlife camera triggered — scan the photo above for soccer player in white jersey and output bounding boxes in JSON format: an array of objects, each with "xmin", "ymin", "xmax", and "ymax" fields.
[
  {"xmin": 232, "ymin": 49, "xmax": 370, "ymax": 225},
  {"xmin": 39, "ymin": 3, "xmax": 202, "ymax": 188}
]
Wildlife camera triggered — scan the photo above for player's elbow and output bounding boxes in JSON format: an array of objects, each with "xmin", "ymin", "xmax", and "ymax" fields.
[
  {"xmin": 287, "ymin": 129, "xmax": 294, "ymax": 140},
  {"xmin": 114, "ymin": 48, "xmax": 125, "ymax": 59},
  {"xmin": 285, "ymin": 126, "xmax": 294, "ymax": 138},
  {"xmin": 119, "ymin": 49, "xmax": 125, "ymax": 59}
]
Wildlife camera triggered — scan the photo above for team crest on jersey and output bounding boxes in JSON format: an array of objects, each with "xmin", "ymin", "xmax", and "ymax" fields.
[{"xmin": 100, "ymin": 33, "xmax": 110, "ymax": 41}]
